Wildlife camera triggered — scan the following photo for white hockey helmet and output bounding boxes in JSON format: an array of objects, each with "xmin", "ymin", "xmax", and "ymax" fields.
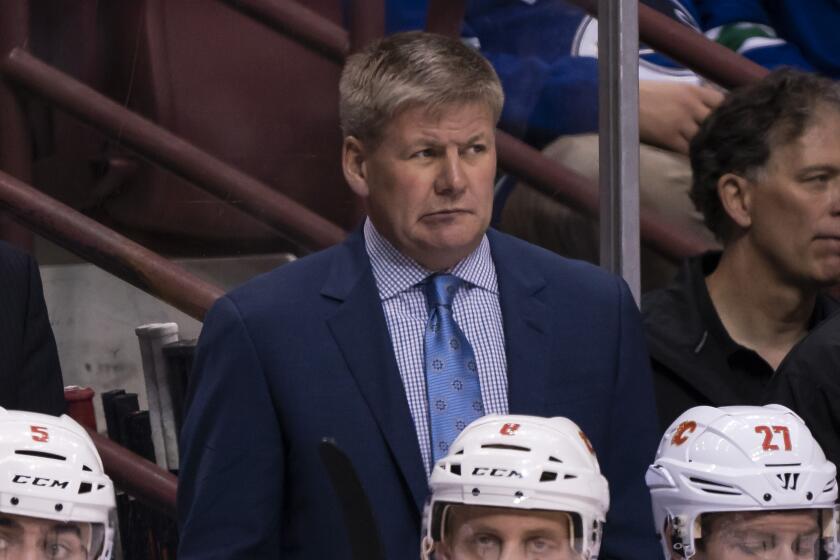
[
  {"xmin": 646, "ymin": 404, "xmax": 839, "ymax": 559},
  {"xmin": 421, "ymin": 414, "xmax": 609, "ymax": 560},
  {"xmin": 0, "ymin": 408, "xmax": 116, "ymax": 559}
]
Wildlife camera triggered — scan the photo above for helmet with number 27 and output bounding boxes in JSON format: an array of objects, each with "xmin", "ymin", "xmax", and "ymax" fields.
[{"xmin": 647, "ymin": 404, "xmax": 839, "ymax": 560}]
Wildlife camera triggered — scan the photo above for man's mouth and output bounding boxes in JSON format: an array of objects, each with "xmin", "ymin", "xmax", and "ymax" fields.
[{"xmin": 424, "ymin": 209, "xmax": 468, "ymax": 217}]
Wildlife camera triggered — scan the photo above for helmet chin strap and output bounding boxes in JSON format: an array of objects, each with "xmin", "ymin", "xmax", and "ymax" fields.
[
  {"xmin": 668, "ymin": 515, "xmax": 696, "ymax": 559},
  {"xmin": 421, "ymin": 536, "xmax": 435, "ymax": 560}
]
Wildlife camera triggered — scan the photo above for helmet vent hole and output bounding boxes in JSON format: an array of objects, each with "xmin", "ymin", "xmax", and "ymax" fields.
[
  {"xmin": 14, "ymin": 450, "xmax": 66, "ymax": 461},
  {"xmin": 82, "ymin": 465, "xmax": 93, "ymax": 472},
  {"xmin": 450, "ymin": 464, "xmax": 461, "ymax": 476},
  {"xmin": 548, "ymin": 456, "xmax": 562, "ymax": 463},
  {"xmin": 687, "ymin": 477, "xmax": 742, "ymax": 495},
  {"xmin": 78, "ymin": 482, "xmax": 92, "ymax": 494},
  {"xmin": 563, "ymin": 474, "xmax": 577, "ymax": 480},
  {"xmin": 481, "ymin": 444, "xmax": 530, "ymax": 452},
  {"xmin": 10, "ymin": 498, "xmax": 18, "ymax": 506},
  {"xmin": 97, "ymin": 484, "xmax": 105, "ymax": 490},
  {"xmin": 539, "ymin": 471, "xmax": 557, "ymax": 482}
]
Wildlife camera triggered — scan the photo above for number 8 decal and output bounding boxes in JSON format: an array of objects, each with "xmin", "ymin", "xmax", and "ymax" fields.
[{"xmin": 755, "ymin": 425, "xmax": 792, "ymax": 451}]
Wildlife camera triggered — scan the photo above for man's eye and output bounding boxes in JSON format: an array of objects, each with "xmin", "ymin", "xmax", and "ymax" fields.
[
  {"xmin": 738, "ymin": 539, "xmax": 773, "ymax": 554},
  {"xmin": 466, "ymin": 144, "xmax": 486, "ymax": 155},
  {"xmin": 46, "ymin": 543, "xmax": 71, "ymax": 559},
  {"xmin": 526, "ymin": 537, "xmax": 555, "ymax": 553},
  {"xmin": 803, "ymin": 173, "xmax": 834, "ymax": 186},
  {"xmin": 792, "ymin": 535, "xmax": 819, "ymax": 555},
  {"xmin": 411, "ymin": 149, "xmax": 435, "ymax": 159},
  {"xmin": 472, "ymin": 533, "xmax": 501, "ymax": 551}
]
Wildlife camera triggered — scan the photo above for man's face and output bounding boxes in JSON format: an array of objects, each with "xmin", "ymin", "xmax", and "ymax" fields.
[
  {"xmin": 0, "ymin": 513, "xmax": 93, "ymax": 560},
  {"xmin": 435, "ymin": 505, "xmax": 582, "ymax": 560},
  {"xmin": 343, "ymin": 102, "xmax": 497, "ymax": 271},
  {"xmin": 743, "ymin": 108, "xmax": 840, "ymax": 287},
  {"xmin": 688, "ymin": 510, "xmax": 822, "ymax": 560}
]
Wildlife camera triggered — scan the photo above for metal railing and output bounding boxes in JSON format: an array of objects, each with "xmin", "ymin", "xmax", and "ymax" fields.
[
  {"xmin": 0, "ymin": 169, "xmax": 222, "ymax": 321},
  {"xmin": 0, "ymin": 49, "xmax": 347, "ymax": 253},
  {"xmin": 0, "ymin": 168, "xmax": 206, "ymax": 515},
  {"xmin": 87, "ymin": 428, "xmax": 178, "ymax": 518}
]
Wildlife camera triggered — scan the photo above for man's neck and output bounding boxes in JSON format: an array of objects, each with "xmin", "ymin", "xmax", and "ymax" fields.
[{"xmin": 705, "ymin": 245, "xmax": 818, "ymax": 370}]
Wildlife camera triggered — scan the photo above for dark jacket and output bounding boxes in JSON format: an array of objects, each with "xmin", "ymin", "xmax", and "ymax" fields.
[
  {"xmin": 766, "ymin": 310, "xmax": 840, "ymax": 477},
  {"xmin": 642, "ymin": 253, "xmax": 839, "ymax": 431},
  {"xmin": 0, "ymin": 241, "xmax": 65, "ymax": 415},
  {"xmin": 178, "ymin": 228, "xmax": 662, "ymax": 559}
]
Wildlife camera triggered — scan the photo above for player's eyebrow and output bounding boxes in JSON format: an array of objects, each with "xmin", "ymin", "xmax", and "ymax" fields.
[
  {"xmin": 0, "ymin": 516, "xmax": 22, "ymax": 530},
  {"xmin": 50, "ymin": 524, "xmax": 82, "ymax": 538}
]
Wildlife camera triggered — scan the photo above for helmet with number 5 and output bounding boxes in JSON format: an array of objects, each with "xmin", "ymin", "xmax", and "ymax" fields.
[
  {"xmin": 421, "ymin": 414, "xmax": 609, "ymax": 560},
  {"xmin": 646, "ymin": 404, "xmax": 839, "ymax": 559},
  {"xmin": 0, "ymin": 408, "xmax": 116, "ymax": 559}
]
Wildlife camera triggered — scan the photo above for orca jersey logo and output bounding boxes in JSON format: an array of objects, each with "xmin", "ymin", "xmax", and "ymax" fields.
[{"xmin": 571, "ymin": 0, "xmax": 702, "ymax": 82}]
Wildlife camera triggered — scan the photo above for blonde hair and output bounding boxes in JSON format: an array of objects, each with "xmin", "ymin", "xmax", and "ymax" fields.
[{"xmin": 339, "ymin": 31, "xmax": 504, "ymax": 144}]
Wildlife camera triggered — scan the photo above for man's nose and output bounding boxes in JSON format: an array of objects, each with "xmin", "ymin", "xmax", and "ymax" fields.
[
  {"xmin": 772, "ymin": 547, "xmax": 800, "ymax": 560},
  {"xmin": 830, "ymin": 179, "xmax": 840, "ymax": 215},
  {"xmin": 18, "ymin": 548, "xmax": 44, "ymax": 560},
  {"xmin": 497, "ymin": 548, "xmax": 527, "ymax": 560},
  {"xmin": 435, "ymin": 148, "xmax": 467, "ymax": 194}
]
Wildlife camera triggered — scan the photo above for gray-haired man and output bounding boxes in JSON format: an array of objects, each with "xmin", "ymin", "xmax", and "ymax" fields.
[{"xmin": 178, "ymin": 31, "xmax": 660, "ymax": 559}]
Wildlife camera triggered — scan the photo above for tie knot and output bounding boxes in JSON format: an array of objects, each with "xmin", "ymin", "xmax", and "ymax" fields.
[{"xmin": 425, "ymin": 274, "xmax": 463, "ymax": 308}]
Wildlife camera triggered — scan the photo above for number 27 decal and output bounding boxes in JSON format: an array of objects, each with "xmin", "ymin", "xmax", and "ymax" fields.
[{"xmin": 755, "ymin": 425, "xmax": 792, "ymax": 451}]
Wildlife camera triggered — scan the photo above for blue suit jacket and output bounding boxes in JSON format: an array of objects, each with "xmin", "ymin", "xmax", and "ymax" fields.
[{"xmin": 177, "ymin": 229, "xmax": 661, "ymax": 559}]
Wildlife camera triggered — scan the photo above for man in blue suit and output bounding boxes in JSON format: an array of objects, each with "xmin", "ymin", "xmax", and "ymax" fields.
[{"xmin": 177, "ymin": 31, "xmax": 661, "ymax": 559}]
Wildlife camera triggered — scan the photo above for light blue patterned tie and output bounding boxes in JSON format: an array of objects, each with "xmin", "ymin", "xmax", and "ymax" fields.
[{"xmin": 424, "ymin": 273, "xmax": 484, "ymax": 464}]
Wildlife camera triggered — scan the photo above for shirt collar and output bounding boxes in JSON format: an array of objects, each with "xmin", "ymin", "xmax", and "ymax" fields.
[
  {"xmin": 690, "ymin": 252, "xmax": 838, "ymax": 358},
  {"xmin": 363, "ymin": 218, "xmax": 498, "ymax": 300}
]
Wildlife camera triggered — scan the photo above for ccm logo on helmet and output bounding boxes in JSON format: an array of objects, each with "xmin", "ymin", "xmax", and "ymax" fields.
[
  {"xmin": 671, "ymin": 421, "xmax": 697, "ymax": 446},
  {"xmin": 471, "ymin": 467, "xmax": 523, "ymax": 479},
  {"xmin": 500, "ymin": 423, "xmax": 520, "ymax": 436},
  {"xmin": 11, "ymin": 474, "xmax": 69, "ymax": 489}
]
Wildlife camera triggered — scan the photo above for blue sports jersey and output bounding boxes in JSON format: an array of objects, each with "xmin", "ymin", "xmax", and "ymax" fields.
[
  {"xmin": 697, "ymin": 0, "xmax": 840, "ymax": 79},
  {"xmin": 387, "ymin": 0, "xmax": 703, "ymax": 146}
]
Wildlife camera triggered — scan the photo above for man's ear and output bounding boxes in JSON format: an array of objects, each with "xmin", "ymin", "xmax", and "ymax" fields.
[
  {"xmin": 717, "ymin": 172, "xmax": 754, "ymax": 230},
  {"xmin": 342, "ymin": 136, "xmax": 370, "ymax": 198},
  {"xmin": 434, "ymin": 541, "xmax": 452, "ymax": 560}
]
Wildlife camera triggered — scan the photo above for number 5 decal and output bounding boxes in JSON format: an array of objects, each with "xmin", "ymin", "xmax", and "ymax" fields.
[
  {"xmin": 755, "ymin": 425, "xmax": 792, "ymax": 451},
  {"xmin": 30, "ymin": 426, "xmax": 49, "ymax": 443}
]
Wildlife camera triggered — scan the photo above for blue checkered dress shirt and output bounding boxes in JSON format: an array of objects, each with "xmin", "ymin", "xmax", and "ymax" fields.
[{"xmin": 363, "ymin": 219, "xmax": 509, "ymax": 474}]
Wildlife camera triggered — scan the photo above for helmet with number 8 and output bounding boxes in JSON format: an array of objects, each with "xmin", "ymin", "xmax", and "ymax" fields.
[
  {"xmin": 421, "ymin": 414, "xmax": 609, "ymax": 560},
  {"xmin": 646, "ymin": 404, "xmax": 839, "ymax": 559},
  {"xmin": 0, "ymin": 408, "xmax": 116, "ymax": 559}
]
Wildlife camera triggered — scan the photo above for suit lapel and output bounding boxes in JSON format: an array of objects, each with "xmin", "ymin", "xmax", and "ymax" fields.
[
  {"xmin": 322, "ymin": 231, "xmax": 428, "ymax": 511},
  {"xmin": 488, "ymin": 231, "xmax": 551, "ymax": 416}
]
